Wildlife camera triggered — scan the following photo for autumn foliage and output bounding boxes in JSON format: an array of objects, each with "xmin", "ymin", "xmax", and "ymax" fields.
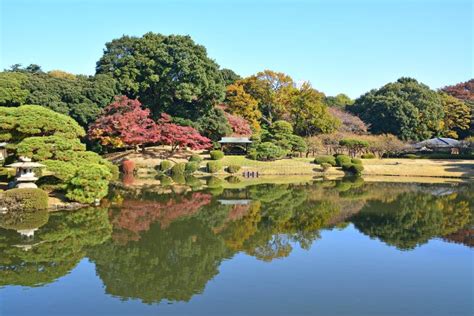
[
  {"xmin": 224, "ymin": 112, "xmax": 252, "ymax": 136},
  {"xmin": 157, "ymin": 113, "xmax": 212, "ymax": 153},
  {"xmin": 88, "ymin": 96, "xmax": 211, "ymax": 153},
  {"xmin": 88, "ymin": 96, "xmax": 159, "ymax": 148}
]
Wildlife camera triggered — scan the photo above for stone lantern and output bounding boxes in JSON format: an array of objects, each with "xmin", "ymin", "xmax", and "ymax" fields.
[{"xmin": 7, "ymin": 157, "xmax": 45, "ymax": 189}]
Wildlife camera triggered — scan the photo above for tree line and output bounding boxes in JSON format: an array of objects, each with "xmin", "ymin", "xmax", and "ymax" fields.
[{"xmin": 0, "ymin": 32, "xmax": 472, "ymax": 160}]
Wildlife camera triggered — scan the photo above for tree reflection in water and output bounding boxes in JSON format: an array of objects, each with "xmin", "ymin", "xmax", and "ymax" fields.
[{"xmin": 0, "ymin": 180, "xmax": 471, "ymax": 304}]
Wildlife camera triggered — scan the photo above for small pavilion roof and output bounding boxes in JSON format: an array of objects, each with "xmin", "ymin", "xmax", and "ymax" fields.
[
  {"xmin": 218, "ymin": 137, "xmax": 252, "ymax": 144},
  {"xmin": 414, "ymin": 137, "xmax": 460, "ymax": 149}
]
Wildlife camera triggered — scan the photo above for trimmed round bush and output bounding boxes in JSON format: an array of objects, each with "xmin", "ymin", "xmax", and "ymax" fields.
[
  {"xmin": 342, "ymin": 163, "xmax": 364, "ymax": 176},
  {"xmin": 159, "ymin": 160, "xmax": 173, "ymax": 172},
  {"xmin": 351, "ymin": 158, "xmax": 362, "ymax": 165},
  {"xmin": 404, "ymin": 153, "xmax": 420, "ymax": 159},
  {"xmin": 171, "ymin": 173, "xmax": 186, "ymax": 184},
  {"xmin": 188, "ymin": 155, "xmax": 203, "ymax": 163},
  {"xmin": 206, "ymin": 176, "xmax": 224, "ymax": 188},
  {"xmin": 158, "ymin": 175, "xmax": 173, "ymax": 186},
  {"xmin": 1, "ymin": 188, "xmax": 48, "ymax": 211},
  {"xmin": 185, "ymin": 175, "xmax": 202, "ymax": 188},
  {"xmin": 314, "ymin": 155, "xmax": 336, "ymax": 166},
  {"xmin": 320, "ymin": 162, "xmax": 332, "ymax": 171},
  {"xmin": 335, "ymin": 154, "xmax": 352, "ymax": 167},
  {"xmin": 227, "ymin": 164, "xmax": 241, "ymax": 174},
  {"xmin": 122, "ymin": 159, "xmax": 135, "ymax": 174},
  {"xmin": 171, "ymin": 162, "xmax": 186, "ymax": 175},
  {"xmin": 207, "ymin": 161, "xmax": 222, "ymax": 173},
  {"xmin": 361, "ymin": 153, "xmax": 376, "ymax": 159},
  {"xmin": 247, "ymin": 149, "xmax": 258, "ymax": 160},
  {"xmin": 255, "ymin": 142, "xmax": 286, "ymax": 161},
  {"xmin": 185, "ymin": 162, "xmax": 199, "ymax": 174},
  {"xmin": 225, "ymin": 175, "xmax": 241, "ymax": 183},
  {"xmin": 210, "ymin": 150, "xmax": 224, "ymax": 160}
]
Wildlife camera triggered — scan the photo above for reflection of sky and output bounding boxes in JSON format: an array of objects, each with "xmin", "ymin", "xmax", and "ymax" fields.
[{"xmin": 1, "ymin": 225, "xmax": 472, "ymax": 316}]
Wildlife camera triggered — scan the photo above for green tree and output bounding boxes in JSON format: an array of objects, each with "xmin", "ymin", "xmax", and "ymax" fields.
[
  {"xmin": 325, "ymin": 93, "xmax": 354, "ymax": 107},
  {"xmin": 0, "ymin": 72, "xmax": 29, "ymax": 106},
  {"xmin": 350, "ymin": 77, "xmax": 444, "ymax": 141},
  {"xmin": 197, "ymin": 107, "xmax": 232, "ymax": 141},
  {"xmin": 290, "ymin": 82, "xmax": 339, "ymax": 136},
  {"xmin": 96, "ymin": 32, "xmax": 225, "ymax": 119},
  {"xmin": 225, "ymin": 83, "xmax": 262, "ymax": 131},
  {"xmin": 0, "ymin": 69, "xmax": 118, "ymax": 127},
  {"xmin": 438, "ymin": 92, "xmax": 471, "ymax": 139},
  {"xmin": 220, "ymin": 68, "xmax": 241, "ymax": 86},
  {"xmin": 0, "ymin": 105, "xmax": 85, "ymax": 143}
]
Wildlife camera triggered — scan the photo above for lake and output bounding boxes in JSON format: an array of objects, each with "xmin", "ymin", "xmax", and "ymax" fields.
[{"xmin": 1, "ymin": 178, "xmax": 473, "ymax": 315}]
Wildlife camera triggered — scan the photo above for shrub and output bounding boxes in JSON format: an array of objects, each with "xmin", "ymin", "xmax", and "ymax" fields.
[
  {"xmin": 171, "ymin": 173, "xmax": 186, "ymax": 184},
  {"xmin": 158, "ymin": 175, "xmax": 173, "ymax": 186},
  {"xmin": 207, "ymin": 161, "xmax": 222, "ymax": 173},
  {"xmin": 160, "ymin": 160, "xmax": 173, "ymax": 171},
  {"xmin": 341, "ymin": 163, "xmax": 364, "ymax": 176},
  {"xmin": 335, "ymin": 154, "xmax": 352, "ymax": 167},
  {"xmin": 185, "ymin": 161, "xmax": 199, "ymax": 174},
  {"xmin": 247, "ymin": 149, "xmax": 258, "ymax": 160},
  {"xmin": 37, "ymin": 175, "xmax": 65, "ymax": 191},
  {"xmin": 227, "ymin": 164, "xmax": 241, "ymax": 174},
  {"xmin": 361, "ymin": 153, "xmax": 376, "ymax": 159},
  {"xmin": 225, "ymin": 175, "xmax": 241, "ymax": 183},
  {"xmin": 320, "ymin": 162, "xmax": 332, "ymax": 171},
  {"xmin": 0, "ymin": 208, "xmax": 49, "ymax": 230},
  {"xmin": 210, "ymin": 150, "xmax": 224, "ymax": 160},
  {"xmin": 185, "ymin": 175, "xmax": 202, "ymax": 188},
  {"xmin": 314, "ymin": 155, "xmax": 336, "ymax": 166},
  {"xmin": 66, "ymin": 165, "xmax": 111, "ymax": 204},
  {"xmin": 1, "ymin": 188, "xmax": 48, "ymax": 211},
  {"xmin": 351, "ymin": 158, "xmax": 362, "ymax": 165},
  {"xmin": 171, "ymin": 162, "xmax": 186, "ymax": 175},
  {"xmin": 122, "ymin": 159, "xmax": 135, "ymax": 174},
  {"xmin": 206, "ymin": 176, "xmax": 224, "ymax": 188},
  {"xmin": 404, "ymin": 153, "xmax": 420, "ymax": 159},
  {"xmin": 188, "ymin": 155, "xmax": 203, "ymax": 162},
  {"xmin": 255, "ymin": 142, "xmax": 286, "ymax": 161}
]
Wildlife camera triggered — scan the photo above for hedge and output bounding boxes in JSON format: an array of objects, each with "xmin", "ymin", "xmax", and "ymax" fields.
[
  {"xmin": 207, "ymin": 161, "xmax": 222, "ymax": 173},
  {"xmin": 314, "ymin": 155, "xmax": 336, "ymax": 166},
  {"xmin": 210, "ymin": 150, "xmax": 225, "ymax": 160},
  {"xmin": 1, "ymin": 188, "xmax": 48, "ymax": 211},
  {"xmin": 227, "ymin": 165, "xmax": 241, "ymax": 174},
  {"xmin": 351, "ymin": 158, "xmax": 363, "ymax": 165}
]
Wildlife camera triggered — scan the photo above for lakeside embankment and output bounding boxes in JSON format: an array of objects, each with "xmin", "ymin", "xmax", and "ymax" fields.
[{"xmin": 114, "ymin": 150, "xmax": 474, "ymax": 180}]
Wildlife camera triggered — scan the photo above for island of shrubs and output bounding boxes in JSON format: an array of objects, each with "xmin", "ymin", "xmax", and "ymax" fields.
[{"xmin": 314, "ymin": 154, "xmax": 364, "ymax": 176}]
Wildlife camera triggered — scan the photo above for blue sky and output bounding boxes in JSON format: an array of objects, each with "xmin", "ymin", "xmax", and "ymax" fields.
[{"xmin": 0, "ymin": 0, "xmax": 472, "ymax": 97}]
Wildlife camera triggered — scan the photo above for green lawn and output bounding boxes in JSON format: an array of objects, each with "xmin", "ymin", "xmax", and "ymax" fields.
[{"xmin": 218, "ymin": 156, "xmax": 317, "ymax": 175}]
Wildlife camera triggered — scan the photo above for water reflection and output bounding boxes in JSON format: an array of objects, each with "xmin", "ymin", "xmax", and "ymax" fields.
[{"xmin": 0, "ymin": 179, "xmax": 472, "ymax": 304}]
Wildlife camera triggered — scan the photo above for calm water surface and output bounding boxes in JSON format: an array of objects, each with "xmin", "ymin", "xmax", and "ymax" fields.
[{"xmin": 1, "ymin": 179, "xmax": 473, "ymax": 315}]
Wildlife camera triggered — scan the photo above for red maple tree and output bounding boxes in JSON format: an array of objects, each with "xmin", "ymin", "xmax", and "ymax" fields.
[
  {"xmin": 225, "ymin": 112, "xmax": 252, "ymax": 136},
  {"xmin": 157, "ymin": 113, "xmax": 212, "ymax": 153},
  {"xmin": 88, "ymin": 96, "xmax": 160, "ymax": 150},
  {"xmin": 442, "ymin": 79, "xmax": 474, "ymax": 102}
]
